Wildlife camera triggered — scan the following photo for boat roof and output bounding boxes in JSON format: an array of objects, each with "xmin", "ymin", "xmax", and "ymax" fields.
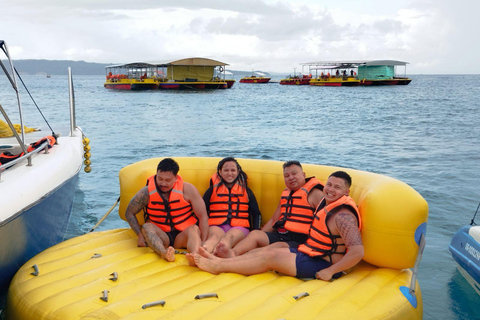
[
  {"xmin": 106, "ymin": 57, "xmax": 229, "ymax": 69},
  {"xmin": 301, "ymin": 60, "xmax": 409, "ymax": 67}
]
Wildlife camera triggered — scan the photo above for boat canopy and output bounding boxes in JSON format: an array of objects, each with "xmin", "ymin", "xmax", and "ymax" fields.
[
  {"xmin": 301, "ymin": 60, "xmax": 409, "ymax": 67},
  {"xmin": 105, "ymin": 58, "xmax": 229, "ymax": 81},
  {"xmin": 106, "ymin": 57, "xmax": 229, "ymax": 69},
  {"xmin": 105, "ymin": 62, "xmax": 158, "ymax": 69}
]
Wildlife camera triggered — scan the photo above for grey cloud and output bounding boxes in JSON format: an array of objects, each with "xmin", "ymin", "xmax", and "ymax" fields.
[
  {"xmin": 190, "ymin": 8, "xmax": 341, "ymax": 44},
  {"xmin": 372, "ymin": 19, "xmax": 405, "ymax": 34}
]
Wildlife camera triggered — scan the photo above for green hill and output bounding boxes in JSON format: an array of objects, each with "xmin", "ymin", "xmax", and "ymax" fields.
[{"xmin": 0, "ymin": 59, "xmax": 111, "ymax": 75}]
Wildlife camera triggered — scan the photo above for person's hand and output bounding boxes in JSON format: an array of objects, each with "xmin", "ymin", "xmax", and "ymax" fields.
[
  {"xmin": 316, "ymin": 268, "xmax": 334, "ymax": 281},
  {"xmin": 137, "ymin": 233, "xmax": 147, "ymax": 247}
]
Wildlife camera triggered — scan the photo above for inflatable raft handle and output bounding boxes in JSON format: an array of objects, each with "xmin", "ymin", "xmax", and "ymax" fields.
[
  {"xmin": 142, "ymin": 300, "xmax": 166, "ymax": 309},
  {"xmin": 195, "ymin": 293, "xmax": 219, "ymax": 300},
  {"xmin": 30, "ymin": 264, "xmax": 39, "ymax": 276},
  {"xmin": 409, "ymin": 232, "xmax": 426, "ymax": 294},
  {"xmin": 91, "ymin": 253, "xmax": 102, "ymax": 259},
  {"xmin": 109, "ymin": 272, "xmax": 118, "ymax": 282},
  {"xmin": 100, "ymin": 290, "xmax": 109, "ymax": 302},
  {"xmin": 400, "ymin": 231, "xmax": 426, "ymax": 308},
  {"xmin": 293, "ymin": 292, "xmax": 310, "ymax": 300}
]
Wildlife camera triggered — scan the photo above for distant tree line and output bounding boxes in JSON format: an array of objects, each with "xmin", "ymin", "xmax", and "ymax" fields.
[
  {"xmin": 0, "ymin": 59, "xmax": 278, "ymax": 77},
  {"xmin": 0, "ymin": 59, "xmax": 112, "ymax": 75}
]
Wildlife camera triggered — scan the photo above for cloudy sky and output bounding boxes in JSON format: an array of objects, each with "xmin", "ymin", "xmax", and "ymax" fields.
[{"xmin": 2, "ymin": 0, "xmax": 479, "ymax": 74}]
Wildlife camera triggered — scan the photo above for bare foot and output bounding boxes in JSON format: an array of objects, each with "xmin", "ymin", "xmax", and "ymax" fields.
[
  {"xmin": 194, "ymin": 253, "xmax": 220, "ymax": 275},
  {"xmin": 185, "ymin": 253, "xmax": 196, "ymax": 266},
  {"xmin": 198, "ymin": 246, "xmax": 219, "ymax": 260},
  {"xmin": 214, "ymin": 242, "xmax": 235, "ymax": 258},
  {"xmin": 163, "ymin": 246, "xmax": 176, "ymax": 262}
]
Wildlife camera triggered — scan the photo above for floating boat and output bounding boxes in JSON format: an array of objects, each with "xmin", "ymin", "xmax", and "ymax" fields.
[
  {"xmin": 104, "ymin": 62, "xmax": 161, "ymax": 90},
  {"xmin": 279, "ymin": 74, "xmax": 312, "ymax": 85},
  {"xmin": 0, "ymin": 40, "xmax": 88, "ymax": 300},
  {"xmin": 7, "ymin": 157, "xmax": 429, "ymax": 319},
  {"xmin": 302, "ymin": 60, "xmax": 412, "ymax": 86},
  {"xmin": 449, "ymin": 204, "xmax": 480, "ymax": 296},
  {"xmin": 309, "ymin": 72, "xmax": 360, "ymax": 87},
  {"xmin": 239, "ymin": 72, "xmax": 271, "ymax": 83},
  {"xmin": 156, "ymin": 58, "xmax": 234, "ymax": 90},
  {"xmin": 105, "ymin": 58, "xmax": 235, "ymax": 90}
]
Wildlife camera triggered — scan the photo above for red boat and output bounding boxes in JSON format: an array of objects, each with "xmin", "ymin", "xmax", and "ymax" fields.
[{"xmin": 239, "ymin": 72, "xmax": 271, "ymax": 83}]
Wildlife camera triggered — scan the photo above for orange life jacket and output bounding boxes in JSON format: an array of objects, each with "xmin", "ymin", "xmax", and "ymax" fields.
[
  {"xmin": 27, "ymin": 135, "xmax": 56, "ymax": 152},
  {"xmin": 208, "ymin": 173, "xmax": 250, "ymax": 228},
  {"xmin": 0, "ymin": 135, "xmax": 57, "ymax": 165},
  {"xmin": 144, "ymin": 174, "xmax": 198, "ymax": 232},
  {"xmin": 275, "ymin": 177, "xmax": 323, "ymax": 234},
  {"xmin": 298, "ymin": 195, "xmax": 361, "ymax": 258},
  {"xmin": 0, "ymin": 151, "xmax": 24, "ymax": 165}
]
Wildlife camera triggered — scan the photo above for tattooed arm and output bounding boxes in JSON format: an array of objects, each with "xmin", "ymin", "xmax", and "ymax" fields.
[
  {"xmin": 316, "ymin": 210, "xmax": 364, "ymax": 281},
  {"xmin": 125, "ymin": 186, "xmax": 149, "ymax": 247}
]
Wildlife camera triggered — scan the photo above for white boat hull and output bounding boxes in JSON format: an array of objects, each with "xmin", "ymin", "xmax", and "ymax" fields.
[{"xmin": 0, "ymin": 128, "xmax": 84, "ymax": 295}]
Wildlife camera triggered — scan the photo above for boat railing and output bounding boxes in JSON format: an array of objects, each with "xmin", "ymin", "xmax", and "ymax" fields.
[
  {"xmin": 0, "ymin": 67, "xmax": 78, "ymax": 179},
  {"xmin": 0, "ymin": 139, "xmax": 52, "ymax": 179},
  {"xmin": 0, "ymin": 49, "xmax": 80, "ymax": 180},
  {"xmin": 68, "ymin": 67, "xmax": 76, "ymax": 137}
]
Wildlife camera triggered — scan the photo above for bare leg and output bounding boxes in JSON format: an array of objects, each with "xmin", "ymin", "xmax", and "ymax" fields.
[
  {"xmin": 142, "ymin": 223, "xmax": 175, "ymax": 262},
  {"xmin": 195, "ymin": 247, "xmax": 297, "ymax": 276},
  {"xmin": 175, "ymin": 225, "xmax": 202, "ymax": 266},
  {"xmin": 164, "ymin": 246, "xmax": 176, "ymax": 262},
  {"xmin": 215, "ymin": 230, "xmax": 270, "ymax": 258},
  {"xmin": 213, "ymin": 242, "xmax": 233, "ymax": 258},
  {"xmin": 175, "ymin": 225, "xmax": 202, "ymax": 254},
  {"xmin": 185, "ymin": 253, "xmax": 196, "ymax": 266},
  {"xmin": 198, "ymin": 246, "xmax": 220, "ymax": 260},
  {"xmin": 244, "ymin": 241, "xmax": 289, "ymax": 255},
  {"xmin": 219, "ymin": 229, "xmax": 247, "ymax": 249},
  {"xmin": 201, "ymin": 226, "xmax": 225, "ymax": 253}
]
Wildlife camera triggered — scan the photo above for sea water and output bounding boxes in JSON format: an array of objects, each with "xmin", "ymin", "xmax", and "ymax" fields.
[{"xmin": 1, "ymin": 73, "xmax": 479, "ymax": 319}]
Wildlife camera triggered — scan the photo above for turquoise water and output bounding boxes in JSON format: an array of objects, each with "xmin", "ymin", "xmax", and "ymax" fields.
[{"xmin": 1, "ymin": 74, "xmax": 479, "ymax": 319}]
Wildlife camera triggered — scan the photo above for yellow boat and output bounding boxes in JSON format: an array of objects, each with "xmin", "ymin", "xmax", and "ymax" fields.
[
  {"xmin": 309, "ymin": 75, "xmax": 360, "ymax": 87},
  {"xmin": 6, "ymin": 157, "xmax": 428, "ymax": 319}
]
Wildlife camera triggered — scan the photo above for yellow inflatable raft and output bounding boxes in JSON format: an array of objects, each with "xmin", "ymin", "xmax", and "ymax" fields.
[{"xmin": 6, "ymin": 157, "xmax": 429, "ymax": 319}]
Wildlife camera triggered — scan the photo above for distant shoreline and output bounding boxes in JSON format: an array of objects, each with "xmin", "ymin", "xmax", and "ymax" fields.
[
  {"xmin": 0, "ymin": 59, "xmax": 111, "ymax": 75},
  {"xmin": 0, "ymin": 59, "xmax": 280, "ymax": 77},
  {"xmin": 0, "ymin": 59, "xmax": 277, "ymax": 77},
  {"xmin": 1, "ymin": 60, "xmax": 474, "ymax": 76}
]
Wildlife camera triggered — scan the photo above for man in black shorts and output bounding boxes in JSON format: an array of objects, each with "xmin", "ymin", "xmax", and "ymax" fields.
[
  {"xmin": 125, "ymin": 158, "xmax": 209, "ymax": 262},
  {"xmin": 195, "ymin": 171, "xmax": 364, "ymax": 281},
  {"xmin": 214, "ymin": 161, "xmax": 324, "ymax": 258}
]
